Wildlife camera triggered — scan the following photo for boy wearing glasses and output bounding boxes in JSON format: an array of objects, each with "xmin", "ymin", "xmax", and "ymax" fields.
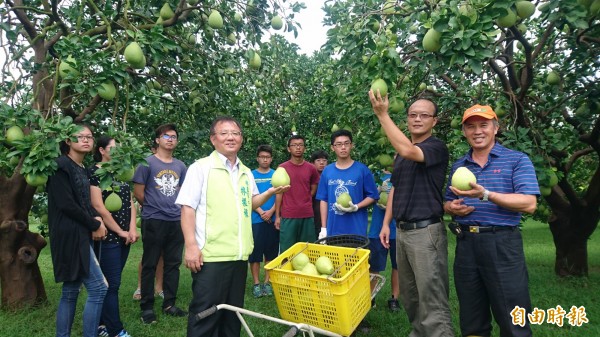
[
  {"xmin": 315, "ymin": 129, "xmax": 379, "ymax": 238},
  {"xmin": 368, "ymin": 92, "xmax": 454, "ymax": 337},
  {"xmin": 249, "ymin": 145, "xmax": 279, "ymax": 298},
  {"xmin": 275, "ymin": 135, "xmax": 320, "ymax": 252},
  {"xmin": 133, "ymin": 123, "xmax": 188, "ymax": 324}
]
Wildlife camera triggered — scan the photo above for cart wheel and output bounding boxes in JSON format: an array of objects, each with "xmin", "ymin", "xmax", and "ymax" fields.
[{"xmin": 313, "ymin": 234, "xmax": 369, "ymax": 249}]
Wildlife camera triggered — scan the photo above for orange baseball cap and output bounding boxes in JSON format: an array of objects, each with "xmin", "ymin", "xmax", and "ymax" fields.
[{"xmin": 462, "ymin": 104, "xmax": 498, "ymax": 123}]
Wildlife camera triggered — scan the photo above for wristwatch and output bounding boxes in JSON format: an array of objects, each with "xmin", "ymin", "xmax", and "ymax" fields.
[{"xmin": 480, "ymin": 189, "xmax": 490, "ymax": 202}]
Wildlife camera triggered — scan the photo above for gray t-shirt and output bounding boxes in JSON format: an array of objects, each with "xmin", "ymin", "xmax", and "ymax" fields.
[{"xmin": 133, "ymin": 155, "xmax": 187, "ymax": 221}]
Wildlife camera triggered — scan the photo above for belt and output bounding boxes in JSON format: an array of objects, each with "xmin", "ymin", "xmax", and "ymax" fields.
[
  {"xmin": 396, "ymin": 217, "xmax": 441, "ymax": 230},
  {"xmin": 459, "ymin": 225, "xmax": 517, "ymax": 233}
]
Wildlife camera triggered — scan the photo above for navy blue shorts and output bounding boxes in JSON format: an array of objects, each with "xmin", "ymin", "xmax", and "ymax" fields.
[
  {"xmin": 368, "ymin": 237, "xmax": 397, "ymax": 272},
  {"xmin": 249, "ymin": 221, "xmax": 280, "ymax": 263}
]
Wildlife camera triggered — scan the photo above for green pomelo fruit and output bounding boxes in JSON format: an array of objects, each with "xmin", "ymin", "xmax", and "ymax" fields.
[
  {"xmin": 97, "ymin": 82, "xmax": 116, "ymax": 100},
  {"xmin": 331, "ymin": 124, "xmax": 340, "ymax": 132},
  {"xmin": 450, "ymin": 118, "xmax": 461, "ymax": 129},
  {"xmin": 495, "ymin": 107, "xmax": 507, "ymax": 118},
  {"xmin": 40, "ymin": 214, "xmax": 48, "ymax": 223},
  {"xmin": 336, "ymin": 192, "xmax": 352, "ymax": 207},
  {"xmin": 208, "ymin": 10, "xmax": 224, "ymax": 29},
  {"xmin": 5, "ymin": 125, "xmax": 25, "ymax": 145},
  {"xmin": 272, "ymin": 167, "xmax": 290, "ymax": 187},
  {"xmin": 59, "ymin": 55, "xmax": 80, "ymax": 79},
  {"xmin": 389, "ymin": 97, "xmax": 405, "ymax": 113},
  {"xmin": 540, "ymin": 186, "xmax": 552, "ymax": 197},
  {"xmin": 315, "ymin": 256, "xmax": 335, "ymax": 275},
  {"xmin": 292, "ymin": 252, "xmax": 310, "ymax": 270},
  {"xmin": 124, "ymin": 42, "xmax": 146, "ymax": 69},
  {"xmin": 546, "ymin": 71, "xmax": 560, "ymax": 85},
  {"xmin": 590, "ymin": 0, "xmax": 600, "ymax": 15},
  {"xmin": 515, "ymin": 1, "xmax": 536, "ymax": 19},
  {"xmin": 382, "ymin": 0, "xmax": 396, "ymax": 14},
  {"xmin": 301, "ymin": 263, "xmax": 320, "ymax": 276},
  {"xmin": 370, "ymin": 78, "xmax": 388, "ymax": 96},
  {"xmin": 116, "ymin": 167, "xmax": 135, "ymax": 182},
  {"xmin": 451, "ymin": 167, "xmax": 477, "ymax": 191},
  {"xmin": 26, "ymin": 173, "xmax": 48, "ymax": 187},
  {"xmin": 378, "ymin": 154, "xmax": 394, "ymax": 167},
  {"xmin": 379, "ymin": 191, "xmax": 388, "ymax": 205},
  {"xmin": 249, "ymin": 52, "xmax": 262, "ymax": 70},
  {"xmin": 227, "ymin": 33, "xmax": 236, "ymax": 45},
  {"xmin": 105, "ymin": 192, "xmax": 123, "ymax": 212},
  {"xmin": 9, "ymin": 156, "xmax": 20, "ymax": 166},
  {"xmin": 548, "ymin": 170, "xmax": 558, "ymax": 187},
  {"xmin": 418, "ymin": 82, "xmax": 427, "ymax": 91},
  {"xmin": 271, "ymin": 15, "xmax": 283, "ymax": 30},
  {"xmin": 496, "ymin": 9, "xmax": 517, "ymax": 28},
  {"xmin": 233, "ymin": 12, "xmax": 243, "ymax": 23},
  {"xmin": 159, "ymin": 3, "xmax": 175, "ymax": 20},
  {"xmin": 422, "ymin": 28, "xmax": 441, "ymax": 52}
]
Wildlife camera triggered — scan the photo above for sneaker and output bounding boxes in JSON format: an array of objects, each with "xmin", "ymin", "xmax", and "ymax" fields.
[
  {"xmin": 155, "ymin": 290, "xmax": 164, "ymax": 299},
  {"xmin": 98, "ymin": 325, "xmax": 109, "ymax": 337},
  {"xmin": 262, "ymin": 283, "xmax": 273, "ymax": 296},
  {"xmin": 163, "ymin": 305, "xmax": 188, "ymax": 317},
  {"xmin": 141, "ymin": 310, "xmax": 157, "ymax": 324},
  {"xmin": 388, "ymin": 297, "xmax": 400, "ymax": 312},
  {"xmin": 252, "ymin": 284, "xmax": 263, "ymax": 298},
  {"xmin": 115, "ymin": 329, "xmax": 132, "ymax": 337}
]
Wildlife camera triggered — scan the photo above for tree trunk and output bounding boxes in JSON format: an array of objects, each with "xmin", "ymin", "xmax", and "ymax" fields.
[
  {"xmin": 0, "ymin": 176, "xmax": 47, "ymax": 309},
  {"xmin": 548, "ymin": 205, "xmax": 599, "ymax": 277}
]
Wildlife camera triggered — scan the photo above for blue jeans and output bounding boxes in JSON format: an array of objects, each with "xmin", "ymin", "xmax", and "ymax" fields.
[
  {"xmin": 96, "ymin": 242, "xmax": 130, "ymax": 336},
  {"xmin": 56, "ymin": 245, "xmax": 108, "ymax": 337}
]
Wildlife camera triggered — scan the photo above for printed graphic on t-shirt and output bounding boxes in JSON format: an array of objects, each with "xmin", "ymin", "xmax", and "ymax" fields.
[
  {"xmin": 381, "ymin": 177, "xmax": 392, "ymax": 193},
  {"xmin": 153, "ymin": 169, "xmax": 180, "ymax": 196},
  {"xmin": 329, "ymin": 178, "xmax": 357, "ymax": 214}
]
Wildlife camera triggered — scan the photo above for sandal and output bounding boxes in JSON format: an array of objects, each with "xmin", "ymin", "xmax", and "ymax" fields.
[{"xmin": 132, "ymin": 288, "xmax": 141, "ymax": 300}]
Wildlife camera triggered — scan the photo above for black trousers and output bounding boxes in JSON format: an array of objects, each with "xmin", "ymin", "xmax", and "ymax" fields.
[
  {"xmin": 454, "ymin": 228, "xmax": 532, "ymax": 337},
  {"xmin": 140, "ymin": 218, "xmax": 184, "ymax": 311},
  {"xmin": 187, "ymin": 261, "xmax": 248, "ymax": 337}
]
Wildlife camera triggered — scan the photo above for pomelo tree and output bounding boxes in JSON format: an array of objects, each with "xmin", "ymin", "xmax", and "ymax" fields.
[
  {"xmin": 0, "ymin": 0, "xmax": 306, "ymax": 309},
  {"xmin": 321, "ymin": 0, "xmax": 599, "ymax": 276}
]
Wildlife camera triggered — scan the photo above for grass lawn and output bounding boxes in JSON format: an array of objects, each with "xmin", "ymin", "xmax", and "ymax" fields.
[{"xmin": 1, "ymin": 219, "xmax": 598, "ymax": 336}]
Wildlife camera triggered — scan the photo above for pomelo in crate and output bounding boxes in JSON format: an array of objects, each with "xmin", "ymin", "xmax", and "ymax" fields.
[{"xmin": 264, "ymin": 242, "xmax": 372, "ymax": 336}]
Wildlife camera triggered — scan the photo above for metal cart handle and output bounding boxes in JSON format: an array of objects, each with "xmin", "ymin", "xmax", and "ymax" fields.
[
  {"xmin": 195, "ymin": 305, "xmax": 218, "ymax": 321},
  {"xmin": 282, "ymin": 326, "xmax": 299, "ymax": 337}
]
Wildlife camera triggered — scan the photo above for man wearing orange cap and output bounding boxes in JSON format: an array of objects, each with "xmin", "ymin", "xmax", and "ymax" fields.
[{"xmin": 444, "ymin": 104, "xmax": 540, "ymax": 337}]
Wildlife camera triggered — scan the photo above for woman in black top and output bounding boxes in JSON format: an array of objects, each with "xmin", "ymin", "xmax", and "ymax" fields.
[
  {"xmin": 47, "ymin": 125, "xmax": 108, "ymax": 337},
  {"xmin": 89, "ymin": 136, "xmax": 138, "ymax": 337}
]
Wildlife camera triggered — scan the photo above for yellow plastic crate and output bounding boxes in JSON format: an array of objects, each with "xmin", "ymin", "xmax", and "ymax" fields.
[{"xmin": 264, "ymin": 242, "xmax": 371, "ymax": 336}]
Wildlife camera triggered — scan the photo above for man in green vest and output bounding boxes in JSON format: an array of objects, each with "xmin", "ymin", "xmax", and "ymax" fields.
[{"xmin": 176, "ymin": 116, "xmax": 289, "ymax": 337}]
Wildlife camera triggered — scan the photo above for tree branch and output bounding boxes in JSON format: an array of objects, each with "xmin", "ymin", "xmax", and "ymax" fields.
[
  {"xmin": 565, "ymin": 147, "xmax": 594, "ymax": 173},
  {"xmin": 75, "ymin": 96, "xmax": 102, "ymax": 122}
]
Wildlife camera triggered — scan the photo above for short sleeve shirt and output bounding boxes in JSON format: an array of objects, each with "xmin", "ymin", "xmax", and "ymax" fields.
[
  {"xmin": 279, "ymin": 160, "xmax": 320, "ymax": 218},
  {"xmin": 445, "ymin": 142, "xmax": 540, "ymax": 226},
  {"xmin": 391, "ymin": 136, "xmax": 449, "ymax": 222},
  {"xmin": 132, "ymin": 155, "xmax": 187, "ymax": 221}
]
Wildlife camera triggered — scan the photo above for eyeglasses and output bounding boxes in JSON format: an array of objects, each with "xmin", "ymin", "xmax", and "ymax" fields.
[
  {"xmin": 333, "ymin": 141, "xmax": 352, "ymax": 148},
  {"xmin": 258, "ymin": 156, "xmax": 272, "ymax": 160},
  {"xmin": 161, "ymin": 134, "xmax": 178, "ymax": 140},
  {"xmin": 408, "ymin": 113, "xmax": 434, "ymax": 120},
  {"xmin": 75, "ymin": 135, "xmax": 94, "ymax": 142},
  {"xmin": 214, "ymin": 130, "xmax": 242, "ymax": 137},
  {"xmin": 289, "ymin": 144, "xmax": 305, "ymax": 148}
]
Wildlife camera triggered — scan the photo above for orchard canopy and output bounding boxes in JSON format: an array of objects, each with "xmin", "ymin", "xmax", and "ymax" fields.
[{"xmin": 0, "ymin": 0, "xmax": 598, "ymax": 308}]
